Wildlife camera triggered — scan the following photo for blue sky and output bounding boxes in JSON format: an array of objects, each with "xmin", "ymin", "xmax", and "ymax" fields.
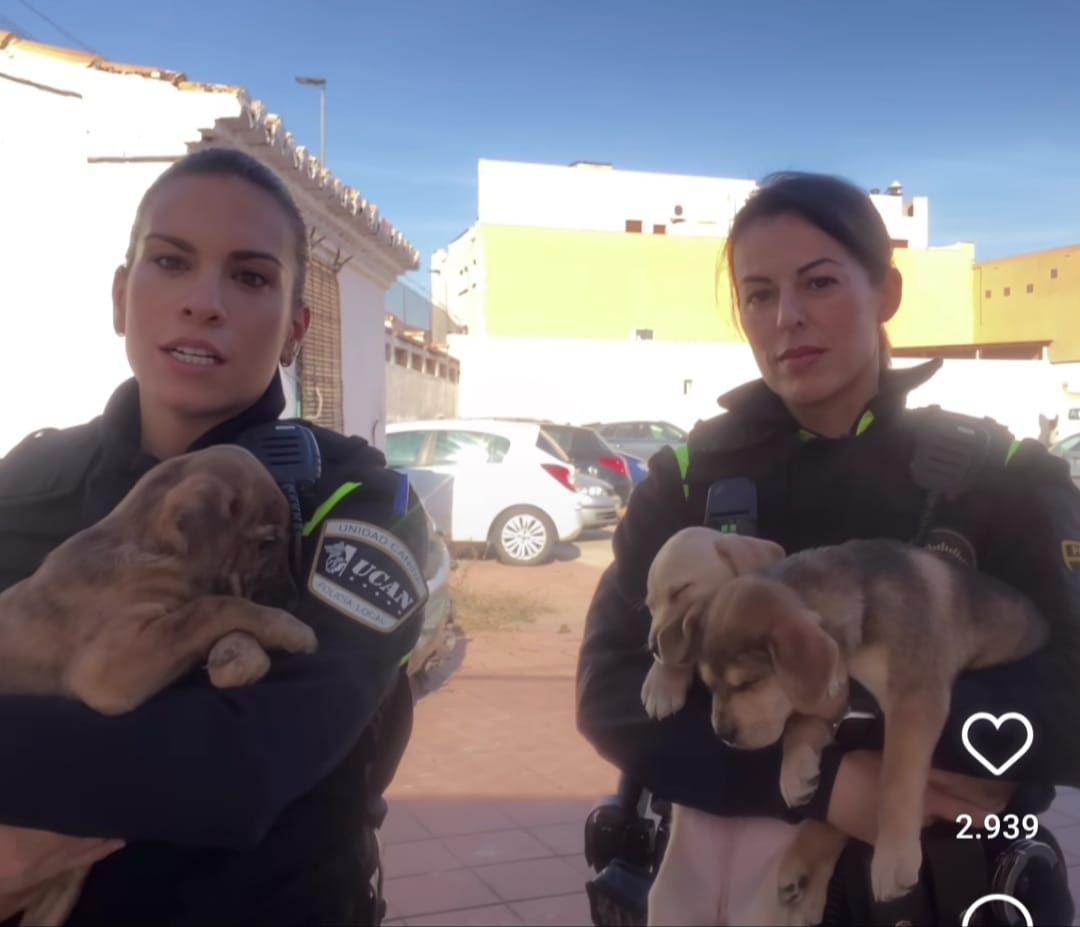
[{"xmin": 5, "ymin": 0, "xmax": 1078, "ymax": 296}]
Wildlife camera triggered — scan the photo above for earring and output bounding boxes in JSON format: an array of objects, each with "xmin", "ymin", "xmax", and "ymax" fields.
[{"xmin": 281, "ymin": 344, "xmax": 296, "ymax": 366}]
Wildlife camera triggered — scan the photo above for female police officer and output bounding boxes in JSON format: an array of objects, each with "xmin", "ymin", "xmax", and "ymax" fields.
[
  {"xmin": 0, "ymin": 148, "xmax": 427, "ymax": 925},
  {"xmin": 577, "ymin": 172, "xmax": 1080, "ymax": 923}
]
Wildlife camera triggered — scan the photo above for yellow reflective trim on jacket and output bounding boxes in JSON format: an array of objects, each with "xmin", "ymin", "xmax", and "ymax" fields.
[
  {"xmin": 674, "ymin": 444, "xmax": 691, "ymax": 499},
  {"xmin": 302, "ymin": 481, "xmax": 364, "ymax": 537},
  {"xmin": 799, "ymin": 410, "xmax": 875, "ymax": 442},
  {"xmin": 1006, "ymin": 439, "xmax": 1021, "ymax": 465}
]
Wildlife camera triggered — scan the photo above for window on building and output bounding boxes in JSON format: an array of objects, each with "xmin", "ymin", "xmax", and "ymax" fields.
[
  {"xmin": 299, "ymin": 257, "xmax": 344, "ymax": 432},
  {"xmin": 653, "ymin": 224, "xmax": 666, "ymax": 235},
  {"xmin": 891, "ymin": 239, "xmax": 909, "ymax": 249},
  {"xmin": 984, "ymin": 290, "xmax": 992, "ymax": 299},
  {"xmin": 625, "ymin": 219, "xmax": 643, "ymax": 233},
  {"xmin": 1027, "ymin": 283, "xmax": 1034, "ymax": 294},
  {"xmin": 1004, "ymin": 287, "xmax": 1011, "ymax": 296},
  {"xmin": 1051, "ymin": 268, "xmax": 1059, "ymax": 279}
]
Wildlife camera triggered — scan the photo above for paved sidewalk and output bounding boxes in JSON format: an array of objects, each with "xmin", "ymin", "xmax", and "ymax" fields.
[
  {"xmin": 383, "ymin": 629, "xmax": 615, "ymax": 926},
  {"xmin": 381, "ymin": 540, "xmax": 1080, "ymax": 925}
]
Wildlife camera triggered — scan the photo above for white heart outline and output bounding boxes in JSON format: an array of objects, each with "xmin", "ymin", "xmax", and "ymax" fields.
[
  {"xmin": 961, "ymin": 893, "xmax": 1033, "ymax": 927},
  {"xmin": 960, "ymin": 712, "xmax": 1035, "ymax": 777}
]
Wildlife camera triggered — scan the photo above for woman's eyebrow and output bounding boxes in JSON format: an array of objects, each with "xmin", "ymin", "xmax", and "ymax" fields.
[
  {"xmin": 145, "ymin": 232, "xmax": 194, "ymax": 252},
  {"xmin": 796, "ymin": 257, "xmax": 841, "ymax": 275},
  {"xmin": 144, "ymin": 233, "xmax": 283, "ymax": 267}
]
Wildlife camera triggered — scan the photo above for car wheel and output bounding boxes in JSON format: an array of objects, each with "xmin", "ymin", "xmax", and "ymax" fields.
[{"xmin": 490, "ymin": 506, "xmax": 557, "ymax": 566}]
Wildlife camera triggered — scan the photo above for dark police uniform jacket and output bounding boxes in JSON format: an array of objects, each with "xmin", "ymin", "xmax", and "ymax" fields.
[
  {"xmin": 0, "ymin": 373, "xmax": 428, "ymax": 925},
  {"xmin": 577, "ymin": 359, "xmax": 1080, "ymax": 824}
]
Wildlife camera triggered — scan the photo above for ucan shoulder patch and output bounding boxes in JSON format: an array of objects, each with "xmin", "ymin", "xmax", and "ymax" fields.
[{"xmin": 308, "ymin": 518, "xmax": 428, "ymax": 632}]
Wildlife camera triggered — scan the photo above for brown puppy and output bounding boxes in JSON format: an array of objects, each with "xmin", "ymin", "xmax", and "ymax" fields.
[
  {"xmin": 643, "ymin": 527, "xmax": 1048, "ymax": 926},
  {"xmin": 0, "ymin": 444, "xmax": 318, "ymax": 926}
]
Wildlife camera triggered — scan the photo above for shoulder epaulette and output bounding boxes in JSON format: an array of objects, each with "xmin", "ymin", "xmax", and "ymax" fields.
[{"xmin": 0, "ymin": 422, "xmax": 99, "ymax": 501}]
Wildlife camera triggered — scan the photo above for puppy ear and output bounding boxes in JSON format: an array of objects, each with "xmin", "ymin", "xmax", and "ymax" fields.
[
  {"xmin": 649, "ymin": 605, "xmax": 704, "ymax": 667},
  {"xmin": 160, "ymin": 473, "xmax": 241, "ymax": 553},
  {"xmin": 768, "ymin": 608, "xmax": 844, "ymax": 711},
  {"xmin": 712, "ymin": 536, "xmax": 786, "ymax": 576}
]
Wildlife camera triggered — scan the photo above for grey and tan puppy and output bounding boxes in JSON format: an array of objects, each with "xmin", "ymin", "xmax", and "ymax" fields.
[
  {"xmin": 0, "ymin": 444, "xmax": 318, "ymax": 926},
  {"xmin": 642, "ymin": 526, "xmax": 1048, "ymax": 926}
]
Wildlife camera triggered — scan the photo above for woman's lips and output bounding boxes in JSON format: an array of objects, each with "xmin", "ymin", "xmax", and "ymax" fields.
[{"xmin": 777, "ymin": 347, "xmax": 825, "ymax": 372}]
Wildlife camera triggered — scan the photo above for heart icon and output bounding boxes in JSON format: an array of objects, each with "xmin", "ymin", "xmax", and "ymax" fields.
[{"xmin": 961, "ymin": 712, "xmax": 1035, "ymax": 777}]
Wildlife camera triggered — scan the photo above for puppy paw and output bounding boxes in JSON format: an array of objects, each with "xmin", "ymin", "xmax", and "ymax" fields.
[
  {"xmin": 779, "ymin": 743, "xmax": 822, "ymax": 808},
  {"xmin": 641, "ymin": 663, "xmax": 689, "ymax": 719},
  {"xmin": 207, "ymin": 631, "xmax": 271, "ymax": 688},
  {"xmin": 870, "ymin": 840, "xmax": 922, "ymax": 903}
]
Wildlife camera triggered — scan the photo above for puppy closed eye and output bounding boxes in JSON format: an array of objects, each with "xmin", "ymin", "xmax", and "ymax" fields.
[
  {"xmin": 252, "ymin": 525, "xmax": 285, "ymax": 550},
  {"xmin": 667, "ymin": 581, "xmax": 692, "ymax": 604}
]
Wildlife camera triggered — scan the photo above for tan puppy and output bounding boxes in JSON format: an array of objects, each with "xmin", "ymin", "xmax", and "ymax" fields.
[
  {"xmin": 0, "ymin": 444, "xmax": 319, "ymax": 926},
  {"xmin": 643, "ymin": 527, "xmax": 1048, "ymax": 926}
]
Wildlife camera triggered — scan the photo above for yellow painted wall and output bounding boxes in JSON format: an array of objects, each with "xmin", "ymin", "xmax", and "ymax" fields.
[
  {"xmin": 480, "ymin": 224, "xmax": 978, "ymax": 348},
  {"xmin": 481, "ymin": 224, "xmax": 739, "ymax": 341},
  {"xmin": 975, "ymin": 246, "xmax": 1080, "ymax": 362}
]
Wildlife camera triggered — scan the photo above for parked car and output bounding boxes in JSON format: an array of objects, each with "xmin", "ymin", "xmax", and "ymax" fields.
[
  {"xmin": 586, "ymin": 420, "xmax": 688, "ymax": 462},
  {"xmin": 385, "ymin": 419, "xmax": 583, "ymax": 566},
  {"xmin": 1049, "ymin": 432, "xmax": 1080, "ymax": 487},
  {"xmin": 622, "ymin": 453, "xmax": 649, "ymax": 486},
  {"xmin": 405, "ymin": 509, "xmax": 456, "ymax": 679},
  {"xmin": 537, "ymin": 423, "xmax": 634, "ymax": 506},
  {"xmin": 573, "ymin": 472, "xmax": 620, "ymax": 529}
]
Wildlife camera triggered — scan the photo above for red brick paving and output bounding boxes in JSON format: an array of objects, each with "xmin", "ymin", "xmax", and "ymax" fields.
[
  {"xmin": 382, "ymin": 543, "xmax": 615, "ymax": 926},
  {"xmin": 381, "ymin": 538, "xmax": 1080, "ymax": 926}
]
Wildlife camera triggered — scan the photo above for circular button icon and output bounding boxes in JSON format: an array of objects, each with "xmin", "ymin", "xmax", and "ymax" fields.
[{"xmin": 961, "ymin": 893, "xmax": 1034, "ymax": 926}]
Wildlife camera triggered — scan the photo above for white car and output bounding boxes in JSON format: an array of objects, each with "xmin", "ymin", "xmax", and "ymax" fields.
[
  {"xmin": 385, "ymin": 419, "xmax": 584, "ymax": 566},
  {"xmin": 406, "ymin": 510, "xmax": 456, "ymax": 681}
]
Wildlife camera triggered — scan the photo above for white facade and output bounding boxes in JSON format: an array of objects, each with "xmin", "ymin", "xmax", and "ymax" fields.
[
  {"xmin": 431, "ymin": 225, "xmax": 486, "ymax": 335},
  {"xmin": 447, "ymin": 334, "xmax": 1080, "ymax": 444},
  {"xmin": 476, "ymin": 158, "xmax": 758, "ymax": 237},
  {"xmin": 0, "ymin": 31, "xmax": 417, "ymax": 455}
]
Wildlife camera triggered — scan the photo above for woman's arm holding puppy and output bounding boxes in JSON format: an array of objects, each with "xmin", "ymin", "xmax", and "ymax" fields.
[{"xmin": 577, "ymin": 448, "xmax": 807, "ymax": 821}]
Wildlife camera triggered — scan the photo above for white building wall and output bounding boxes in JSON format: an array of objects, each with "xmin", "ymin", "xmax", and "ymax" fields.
[
  {"xmin": 448, "ymin": 334, "xmax": 1079, "ymax": 443},
  {"xmin": 431, "ymin": 226, "xmax": 485, "ymax": 334},
  {"xmin": 474, "ymin": 159, "xmax": 931, "ymax": 246},
  {"xmin": 477, "ymin": 158, "xmax": 757, "ymax": 236},
  {"xmin": 338, "ymin": 263, "xmax": 389, "ymax": 446},
  {"xmin": 0, "ymin": 40, "xmax": 410, "ymax": 455}
]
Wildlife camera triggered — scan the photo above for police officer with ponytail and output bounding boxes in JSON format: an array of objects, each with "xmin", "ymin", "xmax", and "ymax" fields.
[
  {"xmin": 578, "ymin": 172, "xmax": 1080, "ymax": 925},
  {"xmin": 0, "ymin": 148, "xmax": 426, "ymax": 925}
]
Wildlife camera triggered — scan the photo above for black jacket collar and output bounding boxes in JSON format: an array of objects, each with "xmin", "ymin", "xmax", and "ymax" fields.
[
  {"xmin": 99, "ymin": 373, "xmax": 287, "ymax": 473},
  {"xmin": 715, "ymin": 358, "xmax": 943, "ymax": 435}
]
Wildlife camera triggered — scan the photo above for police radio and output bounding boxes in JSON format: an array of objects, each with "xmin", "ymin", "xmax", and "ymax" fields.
[
  {"xmin": 704, "ymin": 478, "xmax": 758, "ymax": 536},
  {"xmin": 235, "ymin": 422, "xmax": 322, "ymax": 577}
]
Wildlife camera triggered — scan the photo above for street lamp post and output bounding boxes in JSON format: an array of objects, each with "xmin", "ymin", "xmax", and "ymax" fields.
[{"xmin": 295, "ymin": 76, "xmax": 327, "ymax": 165}]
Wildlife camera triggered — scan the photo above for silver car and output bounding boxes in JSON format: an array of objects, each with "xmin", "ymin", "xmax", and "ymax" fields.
[
  {"xmin": 1049, "ymin": 432, "xmax": 1080, "ymax": 488},
  {"xmin": 573, "ymin": 472, "xmax": 620, "ymax": 529}
]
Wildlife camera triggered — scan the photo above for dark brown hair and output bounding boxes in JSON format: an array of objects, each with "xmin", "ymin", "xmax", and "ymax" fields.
[
  {"xmin": 124, "ymin": 147, "xmax": 310, "ymax": 311},
  {"xmin": 722, "ymin": 171, "xmax": 894, "ymax": 367}
]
